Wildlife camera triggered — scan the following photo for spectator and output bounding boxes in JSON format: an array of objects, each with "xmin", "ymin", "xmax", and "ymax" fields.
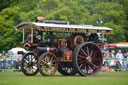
[
  {"xmin": 111, "ymin": 50, "xmax": 116, "ymax": 59},
  {"xmin": 0, "ymin": 51, "xmax": 8, "ymax": 72},
  {"xmin": 0, "ymin": 59, "xmax": 2, "ymax": 72},
  {"xmin": 103, "ymin": 61, "xmax": 109, "ymax": 72},
  {"xmin": 7, "ymin": 60, "xmax": 12, "ymax": 70},
  {"xmin": 13, "ymin": 60, "xmax": 17, "ymax": 71},
  {"xmin": 110, "ymin": 59, "xmax": 116, "ymax": 70},
  {"xmin": 16, "ymin": 58, "xmax": 21, "ymax": 71},
  {"xmin": 124, "ymin": 52, "xmax": 128, "ymax": 71},
  {"xmin": 116, "ymin": 50, "xmax": 124, "ymax": 66},
  {"xmin": 123, "ymin": 60, "xmax": 128, "ymax": 71},
  {"xmin": 126, "ymin": 52, "xmax": 128, "ymax": 64}
]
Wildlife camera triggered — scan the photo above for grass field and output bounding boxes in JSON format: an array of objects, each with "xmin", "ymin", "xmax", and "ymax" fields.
[{"xmin": 0, "ymin": 71, "xmax": 128, "ymax": 85}]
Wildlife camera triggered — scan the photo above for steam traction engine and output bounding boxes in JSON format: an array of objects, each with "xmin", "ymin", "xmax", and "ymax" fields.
[{"xmin": 15, "ymin": 18, "xmax": 112, "ymax": 76}]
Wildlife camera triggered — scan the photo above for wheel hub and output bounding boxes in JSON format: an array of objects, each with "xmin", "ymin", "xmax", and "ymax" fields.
[
  {"xmin": 29, "ymin": 63, "xmax": 33, "ymax": 66},
  {"xmin": 86, "ymin": 56, "xmax": 92, "ymax": 62},
  {"xmin": 46, "ymin": 62, "xmax": 51, "ymax": 67}
]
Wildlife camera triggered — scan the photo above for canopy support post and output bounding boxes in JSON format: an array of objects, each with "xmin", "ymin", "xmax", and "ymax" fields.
[
  {"xmin": 23, "ymin": 28, "xmax": 24, "ymax": 43},
  {"xmin": 102, "ymin": 33, "xmax": 105, "ymax": 48},
  {"xmin": 31, "ymin": 28, "xmax": 33, "ymax": 43},
  {"xmin": 102, "ymin": 33, "xmax": 104, "ymax": 42}
]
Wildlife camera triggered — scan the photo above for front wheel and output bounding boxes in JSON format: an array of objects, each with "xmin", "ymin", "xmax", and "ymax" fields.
[
  {"xmin": 21, "ymin": 52, "xmax": 38, "ymax": 76},
  {"xmin": 38, "ymin": 52, "xmax": 58, "ymax": 76},
  {"xmin": 73, "ymin": 42, "xmax": 103, "ymax": 76}
]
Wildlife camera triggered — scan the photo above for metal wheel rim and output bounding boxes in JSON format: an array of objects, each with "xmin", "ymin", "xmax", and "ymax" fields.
[
  {"xmin": 22, "ymin": 53, "xmax": 38, "ymax": 75},
  {"xmin": 75, "ymin": 42, "xmax": 103, "ymax": 76},
  {"xmin": 39, "ymin": 52, "xmax": 57, "ymax": 76}
]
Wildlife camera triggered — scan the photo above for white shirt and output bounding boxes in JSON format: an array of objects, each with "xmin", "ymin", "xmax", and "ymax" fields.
[{"xmin": 116, "ymin": 53, "xmax": 123, "ymax": 61}]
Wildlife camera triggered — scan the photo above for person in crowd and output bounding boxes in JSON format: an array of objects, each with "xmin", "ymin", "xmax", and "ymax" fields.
[
  {"xmin": 0, "ymin": 51, "xmax": 8, "ymax": 72},
  {"xmin": 13, "ymin": 60, "xmax": 17, "ymax": 72},
  {"xmin": 7, "ymin": 59, "xmax": 12, "ymax": 70},
  {"xmin": 116, "ymin": 50, "xmax": 124, "ymax": 66},
  {"xmin": 126, "ymin": 52, "xmax": 128, "ymax": 65},
  {"xmin": 103, "ymin": 61, "xmax": 109, "ymax": 72},
  {"xmin": 16, "ymin": 58, "xmax": 21, "ymax": 71},
  {"xmin": 123, "ymin": 60, "xmax": 128, "ymax": 71},
  {"xmin": 0, "ymin": 59, "xmax": 2, "ymax": 72},
  {"xmin": 111, "ymin": 50, "xmax": 116, "ymax": 59},
  {"xmin": 115, "ymin": 50, "xmax": 124, "ymax": 71},
  {"xmin": 105, "ymin": 50, "xmax": 111, "ymax": 66},
  {"xmin": 123, "ymin": 52, "xmax": 128, "ymax": 71}
]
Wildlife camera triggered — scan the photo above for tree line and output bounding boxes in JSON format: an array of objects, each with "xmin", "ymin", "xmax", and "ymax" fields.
[{"xmin": 0, "ymin": 0, "xmax": 128, "ymax": 52}]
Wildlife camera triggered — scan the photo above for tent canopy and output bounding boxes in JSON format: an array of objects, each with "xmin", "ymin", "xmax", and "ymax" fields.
[{"xmin": 105, "ymin": 42, "xmax": 128, "ymax": 49}]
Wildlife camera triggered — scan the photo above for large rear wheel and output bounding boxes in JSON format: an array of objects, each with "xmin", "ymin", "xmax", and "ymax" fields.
[
  {"xmin": 21, "ymin": 52, "xmax": 38, "ymax": 76},
  {"xmin": 73, "ymin": 42, "xmax": 103, "ymax": 76}
]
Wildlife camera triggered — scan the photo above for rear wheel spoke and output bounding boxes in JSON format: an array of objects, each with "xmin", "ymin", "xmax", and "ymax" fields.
[
  {"xmin": 78, "ymin": 55, "xmax": 85, "ymax": 59},
  {"xmin": 89, "ymin": 62, "xmax": 98, "ymax": 69},
  {"xmin": 81, "ymin": 48, "xmax": 88, "ymax": 56}
]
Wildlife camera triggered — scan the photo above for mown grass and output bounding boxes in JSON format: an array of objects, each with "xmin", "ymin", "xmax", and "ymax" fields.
[{"xmin": 0, "ymin": 71, "xmax": 128, "ymax": 85}]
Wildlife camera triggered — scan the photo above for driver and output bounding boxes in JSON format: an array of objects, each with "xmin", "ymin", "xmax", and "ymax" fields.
[
  {"xmin": 27, "ymin": 32, "xmax": 40, "ymax": 43},
  {"xmin": 88, "ymin": 33, "xmax": 99, "ymax": 43},
  {"xmin": 44, "ymin": 32, "xmax": 54, "ymax": 46}
]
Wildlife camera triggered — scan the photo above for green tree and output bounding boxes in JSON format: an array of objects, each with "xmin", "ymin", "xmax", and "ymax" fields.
[
  {"xmin": 104, "ymin": 22, "xmax": 126, "ymax": 43},
  {"xmin": 0, "ymin": 7, "xmax": 22, "ymax": 52},
  {"xmin": 0, "ymin": 0, "xmax": 128, "ymax": 52}
]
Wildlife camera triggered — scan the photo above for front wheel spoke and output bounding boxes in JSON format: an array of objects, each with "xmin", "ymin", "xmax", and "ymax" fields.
[
  {"xmin": 40, "ymin": 63, "xmax": 46, "ymax": 66},
  {"xmin": 31, "ymin": 55, "xmax": 32, "ymax": 63},
  {"xmin": 51, "ymin": 64, "xmax": 55, "ymax": 66},
  {"xmin": 46, "ymin": 68, "xmax": 49, "ymax": 73},
  {"xmin": 33, "ymin": 66, "xmax": 37, "ymax": 70},
  {"xmin": 41, "ymin": 60, "xmax": 47, "ymax": 64},
  {"xmin": 44, "ymin": 56, "xmax": 47, "ymax": 61},
  {"xmin": 33, "ymin": 62, "xmax": 37, "ymax": 65},
  {"xmin": 25, "ymin": 57, "xmax": 29, "ymax": 61},
  {"xmin": 46, "ymin": 55, "xmax": 50, "ymax": 62},
  {"xmin": 31, "ymin": 65, "xmax": 33, "ymax": 71},
  {"xmin": 26, "ymin": 56, "xmax": 29, "ymax": 61},
  {"xmin": 50, "ymin": 57, "xmax": 53, "ymax": 63},
  {"xmin": 50, "ymin": 67, "xmax": 55, "ymax": 72},
  {"xmin": 24, "ymin": 66, "xmax": 29, "ymax": 69},
  {"xmin": 51, "ymin": 59, "xmax": 56, "ymax": 63}
]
